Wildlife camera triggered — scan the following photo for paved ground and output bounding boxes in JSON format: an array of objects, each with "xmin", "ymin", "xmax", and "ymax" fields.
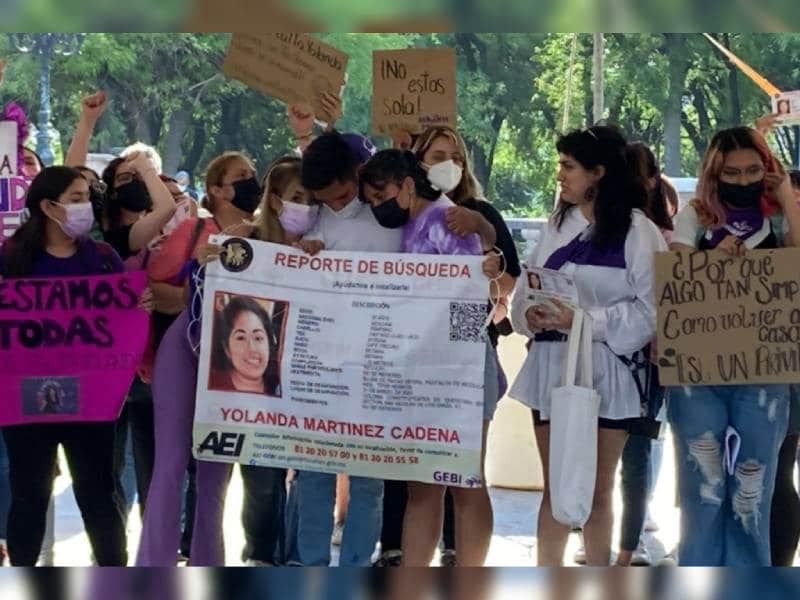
[
  {"xmin": 26, "ymin": 431, "xmax": 684, "ymax": 567},
  {"xmin": 6, "ymin": 423, "xmax": 797, "ymax": 568}
]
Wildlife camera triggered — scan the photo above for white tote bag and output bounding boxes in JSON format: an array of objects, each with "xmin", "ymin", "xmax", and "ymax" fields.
[{"xmin": 548, "ymin": 309, "xmax": 601, "ymax": 528}]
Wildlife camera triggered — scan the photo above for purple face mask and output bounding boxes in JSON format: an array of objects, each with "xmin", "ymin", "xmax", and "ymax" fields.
[
  {"xmin": 52, "ymin": 202, "xmax": 95, "ymax": 239},
  {"xmin": 279, "ymin": 200, "xmax": 319, "ymax": 236}
]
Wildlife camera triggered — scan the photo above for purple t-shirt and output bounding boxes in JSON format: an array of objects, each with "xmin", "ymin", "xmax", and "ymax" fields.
[
  {"xmin": 401, "ymin": 196, "xmax": 482, "ymax": 256},
  {"xmin": 0, "ymin": 238, "xmax": 124, "ymax": 278}
]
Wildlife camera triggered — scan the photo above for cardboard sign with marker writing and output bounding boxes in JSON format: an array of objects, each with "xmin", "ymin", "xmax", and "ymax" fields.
[
  {"xmin": 372, "ymin": 47, "xmax": 457, "ymax": 136},
  {"xmin": 656, "ymin": 249, "xmax": 800, "ymax": 386},
  {"xmin": 222, "ymin": 33, "xmax": 348, "ymax": 123}
]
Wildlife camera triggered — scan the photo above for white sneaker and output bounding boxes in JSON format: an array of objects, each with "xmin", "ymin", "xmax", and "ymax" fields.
[
  {"xmin": 331, "ymin": 521, "xmax": 344, "ymax": 546},
  {"xmin": 644, "ymin": 517, "xmax": 660, "ymax": 533},
  {"xmin": 573, "ymin": 544, "xmax": 586, "ymax": 565},
  {"xmin": 245, "ymin": 559, "xmax": 272, "ymax": 567},
  {"xmin": 630, "ymin": 542, "xmax": 652, "ymax": 566}
]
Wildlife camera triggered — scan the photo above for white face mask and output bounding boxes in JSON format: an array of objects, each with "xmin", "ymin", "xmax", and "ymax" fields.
[{"xmin": 425, "ymin": 159, "xmax": 463, "ymax": 194}]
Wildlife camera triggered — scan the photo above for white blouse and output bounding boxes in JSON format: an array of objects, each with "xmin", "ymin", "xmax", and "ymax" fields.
[{"xmin": 508, "ymin": 208, "xmax": 667, "ymax": 420}]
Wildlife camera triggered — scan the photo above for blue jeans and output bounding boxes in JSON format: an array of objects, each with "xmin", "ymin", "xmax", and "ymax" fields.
[
  {"xmin": 668, "ymin": 384, "xmax": 789, "ymax": 566},
  {"xmin": 291, "ymin": 471, "xmax": 383, "ymax": 566},
  {"xmin": 0, "ymin": 434, "xmax": 9, "ymax": 540}
]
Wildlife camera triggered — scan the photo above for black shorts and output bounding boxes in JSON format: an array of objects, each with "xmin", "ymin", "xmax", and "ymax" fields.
[{"xmin": 532, "ymin": 409, "xmax": 638, "ymax": 432}]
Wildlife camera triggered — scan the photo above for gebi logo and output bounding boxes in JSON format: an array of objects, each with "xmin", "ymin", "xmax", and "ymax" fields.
[{"xmin": 198, "ymin": 431, "xmax": 245, "ymax": 457}]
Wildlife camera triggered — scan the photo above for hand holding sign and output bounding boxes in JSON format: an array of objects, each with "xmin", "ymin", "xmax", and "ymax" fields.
[
  {"xmin": 287, "ymin": 102, "xmax": 315, "ymax": 138},
  {"xmin": 755, "ymin": 112, "xmax": 781, "ymax": 136}
]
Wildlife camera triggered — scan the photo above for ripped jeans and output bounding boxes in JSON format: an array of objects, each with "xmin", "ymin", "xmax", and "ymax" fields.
[{"xmin": 669, "ymin": 384, "xmax": 789, "ymax": 565}]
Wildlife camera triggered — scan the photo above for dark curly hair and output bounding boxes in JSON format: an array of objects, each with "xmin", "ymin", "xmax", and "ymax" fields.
[
  {"xmin": 554, "ymin": 125, "xmax": 648, "ymax": 249},
  {"xmin": 358, "ymin": 149, "xmax": 440, "ymax": 203}
]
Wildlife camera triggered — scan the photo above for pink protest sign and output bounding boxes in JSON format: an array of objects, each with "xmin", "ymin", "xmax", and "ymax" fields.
[
  {"xmin": 0, "ymin": 175, "xmax": 30, "ymax": 244},
  {"xmin": 0, "ymin": 271, "xmax": 150, "ymax": 426}
]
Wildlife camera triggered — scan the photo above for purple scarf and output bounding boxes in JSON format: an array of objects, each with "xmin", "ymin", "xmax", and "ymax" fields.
[{"xmin": 544, "ymin": 227, "xmax": 626, "ymax": 271}]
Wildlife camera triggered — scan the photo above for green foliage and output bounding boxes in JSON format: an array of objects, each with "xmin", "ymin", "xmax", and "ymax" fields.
[{"xmin": 1, "ymin": 32, "xmax": 796, "ymax": 216}]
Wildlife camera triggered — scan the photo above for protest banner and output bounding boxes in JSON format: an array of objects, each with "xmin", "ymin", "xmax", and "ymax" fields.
[
  {"xmin": 371, "ymin": 47, "xmax": 457, "ymax": 135},
  {"xmin": 656, "ymin": 249, "xmax": 800, "ymax": 386},
  {"xmin": 0, "ymin": 271, "xmax": 150, "ymax": 426},
  {"xmin": 0, "ymin": 120, "xmax": 30, "ymax": 245},
  {"xmin": 772, "ymin": 91, "xmax": 800, "ymax": 126},
  {"xmin": 193, "ymin": 237, "xmax": 488, "ymax": 487},
  {"xmin": 222, "ymin": 33, "xmax": 348, "ymax": 124}
]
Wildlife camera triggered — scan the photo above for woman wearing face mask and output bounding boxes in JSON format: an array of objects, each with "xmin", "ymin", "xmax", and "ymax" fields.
[
  {"xmin": 669, "ymin": 127, "xmax": 800, "ymax": 566},
  {"xmin": 0, "ymin": 167, "xmax": 152, "ymax": 566},
  {"xmin": 508, "ymin": 126, "xmax": 666, "ymax": 566},
  {"xmin": 136, "ymin": 151, "xmax": 261, "ymax": 566},
  {"xmin": 187, "ymin": 155, "xmax": 319, "ymax": 567},
  {"xmin": 100, "ymin": 151, "xmax": 176, "ymax": 262},
  {"xmin": 360, "ymin": 149, "xmax": 497, "ymax": 567},
  {"xmin": 370, "ymin": 127, "xmax": 520, "ymax": 567}
]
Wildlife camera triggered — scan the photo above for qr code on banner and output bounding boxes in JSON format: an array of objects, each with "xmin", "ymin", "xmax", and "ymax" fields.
[{"xmin": 449, "ymin": 302, "xmax": 487, "ymax": 342}]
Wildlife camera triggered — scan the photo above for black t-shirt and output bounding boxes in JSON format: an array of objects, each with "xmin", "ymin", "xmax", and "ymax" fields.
[
  {"xmin": 103, "ymin": 224, "xmax": 135, "ymax": 260},
  {"xmin": 460, "ymin": 198, "xmax": 521, "ymax": 346}
]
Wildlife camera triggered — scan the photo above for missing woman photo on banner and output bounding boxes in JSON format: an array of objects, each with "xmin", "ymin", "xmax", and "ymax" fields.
[{"xmin": 193, "ymin": 237, "xmax": 488, "ymax": 487}]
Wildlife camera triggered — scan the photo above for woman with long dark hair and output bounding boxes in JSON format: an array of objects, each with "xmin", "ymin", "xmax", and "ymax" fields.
[
  {"xmin": 508, "ymin": 125, "xmax": 667, "ymax": 565},
  {"xmin": 0, "ymin": 166, "xmax": 151, "ymax": 565}
]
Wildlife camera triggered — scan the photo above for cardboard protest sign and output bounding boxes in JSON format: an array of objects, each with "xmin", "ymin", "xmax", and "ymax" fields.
[
  {"xmin": 656, "ymin": 249, "xmax": 800, "ymax": 386},
  {"xmin": 772, "ymin": 91, "xmax": 800, "ymax": 126},
  {"xmin": 194, "ymin": 237, "xmax": 486, "ymax": 486},
  {"xmin": 371, "ymin": 47, "xmax": 457, "ymax": 135},
  {"xmin": 0, "ymin": 120, "xmax": 30, "ymax": 245},
  {"xmin": 0, "ymin": 272, "xmax": 150, "ymax": 426},
  {"xmin": 222, "ymin": 33, "xmax": 348, "ymax": 123}
]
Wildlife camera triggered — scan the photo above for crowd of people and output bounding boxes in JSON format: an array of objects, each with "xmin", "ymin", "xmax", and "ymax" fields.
[{"xmin": 0, "ymin": 84, "xmax": 799, "ymax": 570}]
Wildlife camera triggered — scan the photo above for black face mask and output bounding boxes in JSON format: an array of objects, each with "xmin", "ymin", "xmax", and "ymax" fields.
[
  {"xmin": 371, "ymin": 198, "xmax": 410, "ymax": 229},
  {"xmin": 718, "ymin": 180, "xmax": 764, "ymax": 210},
  {"xmin": 89, "ymin": 186, "xmax": 105, "ymax": 222},
  {"xmin": 115, "ymin": 179, "xmax": 152, "ymax": 212},
  {"xmin": 231, "ymin": 177, "xmax": 262, "ymax": 214}
]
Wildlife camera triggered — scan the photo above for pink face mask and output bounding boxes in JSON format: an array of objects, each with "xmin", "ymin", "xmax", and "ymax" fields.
[{"xmin": 279, "ymin": 201, "xmax": 319, "ymax": 236}]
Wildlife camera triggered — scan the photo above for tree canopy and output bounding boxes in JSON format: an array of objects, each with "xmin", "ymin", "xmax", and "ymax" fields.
[{"xmin": 2, "ymin": 33, "xmax": 797, "ymax": 217}]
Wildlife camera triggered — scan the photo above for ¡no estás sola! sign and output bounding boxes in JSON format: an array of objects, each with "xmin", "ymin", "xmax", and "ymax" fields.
[
  {"xmin": 656, "ymin": 249, "xmax": 800, "ymax": 386},
  {"xmin": 372, "ymin": 47, "xmax": 457, "ymax": 136},
  {"xmin": 222, "ymin": 33, "xmax": 348, "ymax": 124}
]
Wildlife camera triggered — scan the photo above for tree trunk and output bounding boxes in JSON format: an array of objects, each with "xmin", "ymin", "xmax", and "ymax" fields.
[
  {"xmin": 592, "ymin": 33, "xmax": 604, "ymax": 123},
  {"xmin": 723, "ymin": 34, "xmax": 742, "ymax": 126},
  {"xmin": 162, "ymin": 104, "xmax": 192, "ymax": 175},
  {"xmin": 182, "ymin": 119, "xmax": 207, "ymax": 179},
  {"xmin": 135, "ymin": 110, "xmax": 154, "ymax": 145},
  {"xmin": 216, "ymin": 95, "xmax": 243, "ymax": 155},
  {"xmin": 662, "ymin": 33, "xmax": 689, "ymax": 177},
  {"xmin": 581, "ymin": 35, "xmax": 594, "ymax": 126}
]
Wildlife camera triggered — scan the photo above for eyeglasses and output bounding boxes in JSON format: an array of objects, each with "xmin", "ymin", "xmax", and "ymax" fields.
[{"xmin": 721, "ymin": 166, "xmax": 765, "ymax": 178}]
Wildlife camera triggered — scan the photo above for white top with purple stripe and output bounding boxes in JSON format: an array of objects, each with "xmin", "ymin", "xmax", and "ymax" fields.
[{"xmin": 508, "ymin": 208, "xmax": 667, "ymax": 420}]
